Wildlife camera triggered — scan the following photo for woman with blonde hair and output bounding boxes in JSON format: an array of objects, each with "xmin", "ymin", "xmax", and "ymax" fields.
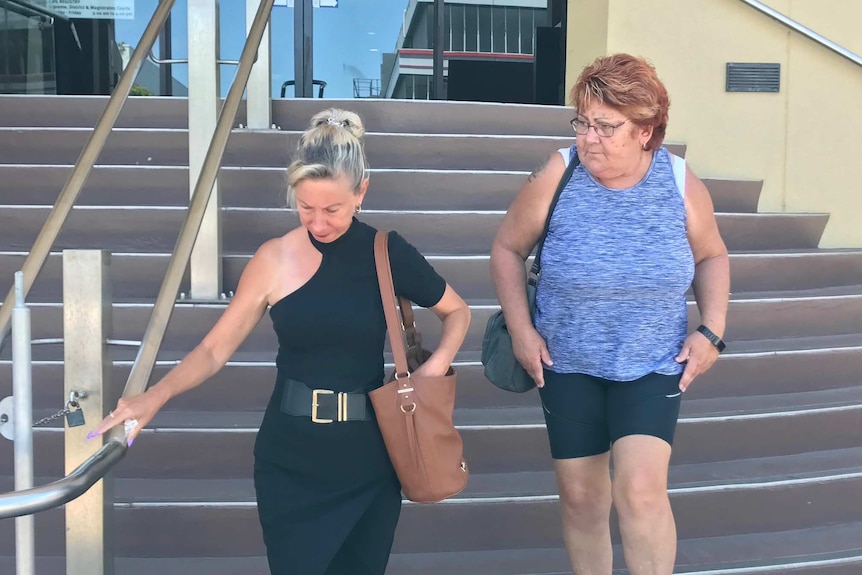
[{"xmin": 93, "ymin": 109, "xmax": 471, "ymax": 574}]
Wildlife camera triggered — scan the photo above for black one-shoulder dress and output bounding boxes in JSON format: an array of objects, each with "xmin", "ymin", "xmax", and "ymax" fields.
[{"xmin": 252, "ymin": 219, "xmax": 446, "ymax": 575}]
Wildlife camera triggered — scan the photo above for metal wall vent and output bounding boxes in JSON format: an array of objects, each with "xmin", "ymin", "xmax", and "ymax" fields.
[{"xmin": 726, "ymin": 63, "xmax": 780, "ymax": 93}]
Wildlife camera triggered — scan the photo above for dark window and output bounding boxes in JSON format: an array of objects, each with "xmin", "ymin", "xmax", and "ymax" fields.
[
  {"xmin": 478, "ymin": 5, "xmax": 492, "ymax": 52},
  {"xmin": 520, "ymin": 8, "xmax": 534, "ymax": 54},
  {"xmin": 444, "ymin": 4, "xmax": 452, "ymax": 50},
  {"xmin": 427, "ymin": 5, "xmax": 437, "ymax": 50},
  {"xmin": 534, "ymin": 8, "xmax": 548, "ymax": 28},
  {"xmin": 451, "ymin": 4, "xmax": 465, "ymax": 52},
  {"xmin": 506, "ymin": 8, "xmax": 520, "ymax": 53},
  {"xmin": 396, "ymin": 76, "xmax": 411, "ymax": 99},
  {"xmin": 406, "ymin": 5, "xmax": 425, "ymax": 49},
  {"xmin": 414, "ymin": 75, "xmax": 430, "ymax": 99},
  {"xmin": 465, "ymin": 4, "xmax": 478, "ymax": 52},
  {"xmin": 492, "ymin": 6, "xmax": 506, "ymax": 53}
]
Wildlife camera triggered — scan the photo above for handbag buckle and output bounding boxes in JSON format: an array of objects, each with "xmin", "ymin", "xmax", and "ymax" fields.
[{"xmin": 311, "ymin": 389, "xmax": 348, "ymax": 423}]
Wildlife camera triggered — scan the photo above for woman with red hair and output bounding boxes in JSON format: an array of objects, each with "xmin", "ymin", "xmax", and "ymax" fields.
[{"xmin": 491, "ymin": 54, "xmax": 730, "ymax": 574}]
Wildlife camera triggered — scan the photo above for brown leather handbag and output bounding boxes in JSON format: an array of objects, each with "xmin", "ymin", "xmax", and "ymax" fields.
[{"xmin": 370, "ymin": 231, "xmax": 468, "ymax": 503}]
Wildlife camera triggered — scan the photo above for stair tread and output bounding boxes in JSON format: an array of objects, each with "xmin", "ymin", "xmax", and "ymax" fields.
[
  {"xmin": 387, "ymin": 522, "xmax": 862, "ymax": 575},
  {"xmin": 0, "ymin": 556, "xmax": 272, "ymax": 575},
  {"xmin": 7, "ymin": 331, "xmax": 862, "ymax": 365},
  {"xmin": 21, "ymin": 384, "xmax": 862, "ymax": 430},
  {"xmin": 6, "ymin": 285, "xmax": 862, "ymax": 304},
  {"xmin": 6, "ymin": 331, "xmax": 862, "ymax": 366},
  {"xmin": 1, "ymin": 97, "xmax": 858, "ymax": 570},
  {"xmin": 1, "ymin": 529, "xmax": 861, "ymax": 575},
  {"xmin": 729, "ymin": 332, "xmax": 862, "ymax": 353},
  {"xmin": 454, "ymin": 385, "xmax": 862, "ymax": 426},
  {"xmin": 5, "ymin": 247, "xmax": 862, "ymax": 256},
  {"xmin": 7, "ymin": 446, "xmax": 860, "ymax": 503}
]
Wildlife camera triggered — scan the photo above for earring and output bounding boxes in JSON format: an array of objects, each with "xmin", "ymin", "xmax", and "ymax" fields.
[
  {"xmin": 355, "ymin": 204, "xmax": 362, "ymax": 215},
  {"xmin": 642, "ymin": 142, "xmax": 648, "ymax": 151}
]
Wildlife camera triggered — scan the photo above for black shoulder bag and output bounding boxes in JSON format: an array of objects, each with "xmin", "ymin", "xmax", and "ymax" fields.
[{"xmin": 481, "ymin": 150, "xmax": 581, "ymax": 392}]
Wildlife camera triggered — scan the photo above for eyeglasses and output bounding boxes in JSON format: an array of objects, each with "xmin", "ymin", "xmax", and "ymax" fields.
[{"xmin": 570, "ymin": 118, "xmax": 627, "ymax": 138}]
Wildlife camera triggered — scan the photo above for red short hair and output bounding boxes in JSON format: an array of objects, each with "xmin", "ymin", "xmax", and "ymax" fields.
[{"xmin": 570, "ymin": 54, "xmax": 670, "ymax": 151}]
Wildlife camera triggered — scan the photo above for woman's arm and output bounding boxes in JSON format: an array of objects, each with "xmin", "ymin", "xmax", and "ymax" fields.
[
  {"xmin": 90, "ymin": 240, "xmax": 279, "ymax": 443},
  {"xmin": 414, "ymin": 284, "xmax": 471, "ymax": 377},
  {"xmin": 675, "ymin": 168, "xmax": 731, "ymax": 392},
  {"xmin": 490, "ymin": 152, "xmax": 566, "ymax": 387}
]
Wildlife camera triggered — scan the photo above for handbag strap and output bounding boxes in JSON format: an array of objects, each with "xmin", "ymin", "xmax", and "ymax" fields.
[
  {"xmin": 398, "ymin": 293, "xmax": 423, "ymax": 368},
  {"xmin": 529, "ymin": 148, "xmax": 581, "ymax": 286},
  {"xmin": 374, "ymin": 231, "xmax": 412, "ymax": 378}
]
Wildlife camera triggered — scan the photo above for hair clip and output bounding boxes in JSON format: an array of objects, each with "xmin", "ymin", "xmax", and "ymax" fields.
[{"xmin": 326, "ymin": 118, "xmax": 345, "ymax": 127}]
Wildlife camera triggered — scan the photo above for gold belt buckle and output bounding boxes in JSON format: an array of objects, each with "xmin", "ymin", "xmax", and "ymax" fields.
[
  {"xmin": 311, "ymin": 389, "xmax": 334, "ymax": 423},
  {"xmin": 311, "ymin": 389, "xmax": 348, "ymax": 423}
]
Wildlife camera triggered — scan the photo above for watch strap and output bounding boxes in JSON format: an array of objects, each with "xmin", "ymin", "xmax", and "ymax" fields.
[{"xmin": 696, "ymin": 324, "xmax": 726, "ymax": 352}]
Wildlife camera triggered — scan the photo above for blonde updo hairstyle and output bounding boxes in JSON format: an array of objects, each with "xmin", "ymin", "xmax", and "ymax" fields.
[{"xmin": 286, "ymin": 108, "xmax": 368, "ymax": 207}]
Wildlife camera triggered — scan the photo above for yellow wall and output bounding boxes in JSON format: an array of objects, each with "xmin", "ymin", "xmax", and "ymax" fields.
[{"xmin": 566, "ymin": 0, "xmax": 862, "ymax": 247}]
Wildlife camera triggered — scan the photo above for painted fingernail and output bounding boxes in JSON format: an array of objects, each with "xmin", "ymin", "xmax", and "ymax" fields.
[
  {"xmin": 127, "ymin": 438, "xmax": 134, "ymax": 447},
  {"xmin": 86, "ymin": 431, "xmax": 100, "ymax": 441}
]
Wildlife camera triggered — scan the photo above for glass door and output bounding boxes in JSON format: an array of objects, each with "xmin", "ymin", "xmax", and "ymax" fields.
[
  {"xmin": 278, "ymin": 0, "xmax": 563, "ymax": 104},
  {"xmin": 309, "ymin": 0, "xmax": 405, "ymax": 99},
  {"xmin": 0, "ymin": 1, "xmax": 57, "ymax": 94}
]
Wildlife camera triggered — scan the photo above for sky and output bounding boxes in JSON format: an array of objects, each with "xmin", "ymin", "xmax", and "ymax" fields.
[{"xmin": 113, "ymin": 0, "xmax": 410, "ymax": 98}]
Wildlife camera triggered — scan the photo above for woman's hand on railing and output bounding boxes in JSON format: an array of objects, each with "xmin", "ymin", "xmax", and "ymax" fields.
[{"xmin": 86, "ymin": 388, "xmax": 169, "ymax": 447}]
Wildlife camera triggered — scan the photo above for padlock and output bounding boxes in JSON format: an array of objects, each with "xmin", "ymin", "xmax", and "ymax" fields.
[{"xmin": 66, "ymin": 405, "xmax": 86, "ymax": 428}]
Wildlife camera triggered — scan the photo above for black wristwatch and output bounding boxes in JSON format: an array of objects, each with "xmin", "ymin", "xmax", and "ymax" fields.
[{"xmin": 696, "ymin": 324, "xmax": 726, "ymax": 352}]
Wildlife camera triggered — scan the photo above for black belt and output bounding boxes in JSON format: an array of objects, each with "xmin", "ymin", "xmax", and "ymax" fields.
[{"xmin": 280, "ymin": 379, "xmax": 372, "ymax": 423}]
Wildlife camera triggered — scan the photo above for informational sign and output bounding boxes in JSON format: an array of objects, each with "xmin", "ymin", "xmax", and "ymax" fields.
[
  {"xmin": 276, "ymin": 0, "xmax": 338, "ymax": 7},
  {"xmin": 46, "ymin": 0, "xmax": 135, "ymax": 20}
]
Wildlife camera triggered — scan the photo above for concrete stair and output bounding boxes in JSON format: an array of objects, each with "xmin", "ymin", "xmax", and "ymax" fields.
[{"xmin": 0, "ymin": 96, "xmax": 860, "ymax": 574}]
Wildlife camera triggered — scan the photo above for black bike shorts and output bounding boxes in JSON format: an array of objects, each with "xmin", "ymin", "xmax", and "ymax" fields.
[{"xmin": 538, "ymin": 369, "xmax": 683, "ymax": 460}]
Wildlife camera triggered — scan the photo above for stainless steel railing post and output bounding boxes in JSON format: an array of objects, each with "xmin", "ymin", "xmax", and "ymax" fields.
[
  {"xmin": 12, "ymin": 271, "xmax": 34, "ymax": 575},
  {"xmin": 246, "ymin": 0, "xmax": 272, "ymax": 129},
  {"xmin": 188, "ymin": 0, "xmax": 223, "ymax": 301},
  {"xmin": 63, "ymin": 250, "xmax": 115, "ymax": 575}
]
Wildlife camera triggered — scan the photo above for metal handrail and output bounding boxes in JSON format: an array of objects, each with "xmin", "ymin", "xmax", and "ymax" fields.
[
  {"xmin": 739, "ymin": 0, "xmax": 862, "ymax": 69},
  {"xmin": 0, "ymin": 0, "xmax": 177, "ymax": 357},
  {"xmin": 0, "ymin": 443, "xmax": 126, "ymax": 516},
  {"xmin": 0, "ymin": 0, "xmax": 277, "ymax": 519},
  {"xmin": 0, "ymin": 0, "xmax": 69, "ymax": 22}
]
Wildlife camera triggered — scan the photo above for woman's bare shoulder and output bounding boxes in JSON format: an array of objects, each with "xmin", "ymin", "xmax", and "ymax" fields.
[{"xmin": 254, "ymin": 227, "xmax": 305, "ymax": 262}]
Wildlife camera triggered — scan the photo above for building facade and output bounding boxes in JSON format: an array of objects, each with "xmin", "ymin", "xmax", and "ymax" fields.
[
  {"xmin": 382, "ymin": 0, "xmax": 552, "ymax": 103},
  {"xmin": 1, "ymin": 0, "xmax": 566, "ymax": 105}
]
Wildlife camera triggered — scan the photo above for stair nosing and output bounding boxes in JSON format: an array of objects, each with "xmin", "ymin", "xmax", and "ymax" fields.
[
  {"xmin": 86, "ymin": 469, "xmax": 862, "ymax": 508},
  {"xmin": 0, "ymin": 126, "xmax": 579, "ymax": 140},
  {"xmin": 5, "ymin": 249, "xmax": 862, "ymax": 257},
  {"xmin": 0, "ymin": 163, "xmax": 533, "ymax": 175},
  {"xmin": 676, "ymin": 552, "xmax": 862, "ymax": 575},
  {"xmin": 0, "ymin": 203, "xmax": 833, "ymax": 217},
  {"xmin": 5, "ymin": 335, "xmax": 862, "ymax": 365},
  {"xmin": 10, "ymin": 290, "xmax": 862, "ymax": 309},
  {"xmin": 24, "ymin": 398, "xmax": 862, "ymax": 434}
]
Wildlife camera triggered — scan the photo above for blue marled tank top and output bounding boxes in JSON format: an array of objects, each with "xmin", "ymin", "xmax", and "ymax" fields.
[{"xmin": 534, "ymin": 145, "xmax": 695, "ymax": 381}]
